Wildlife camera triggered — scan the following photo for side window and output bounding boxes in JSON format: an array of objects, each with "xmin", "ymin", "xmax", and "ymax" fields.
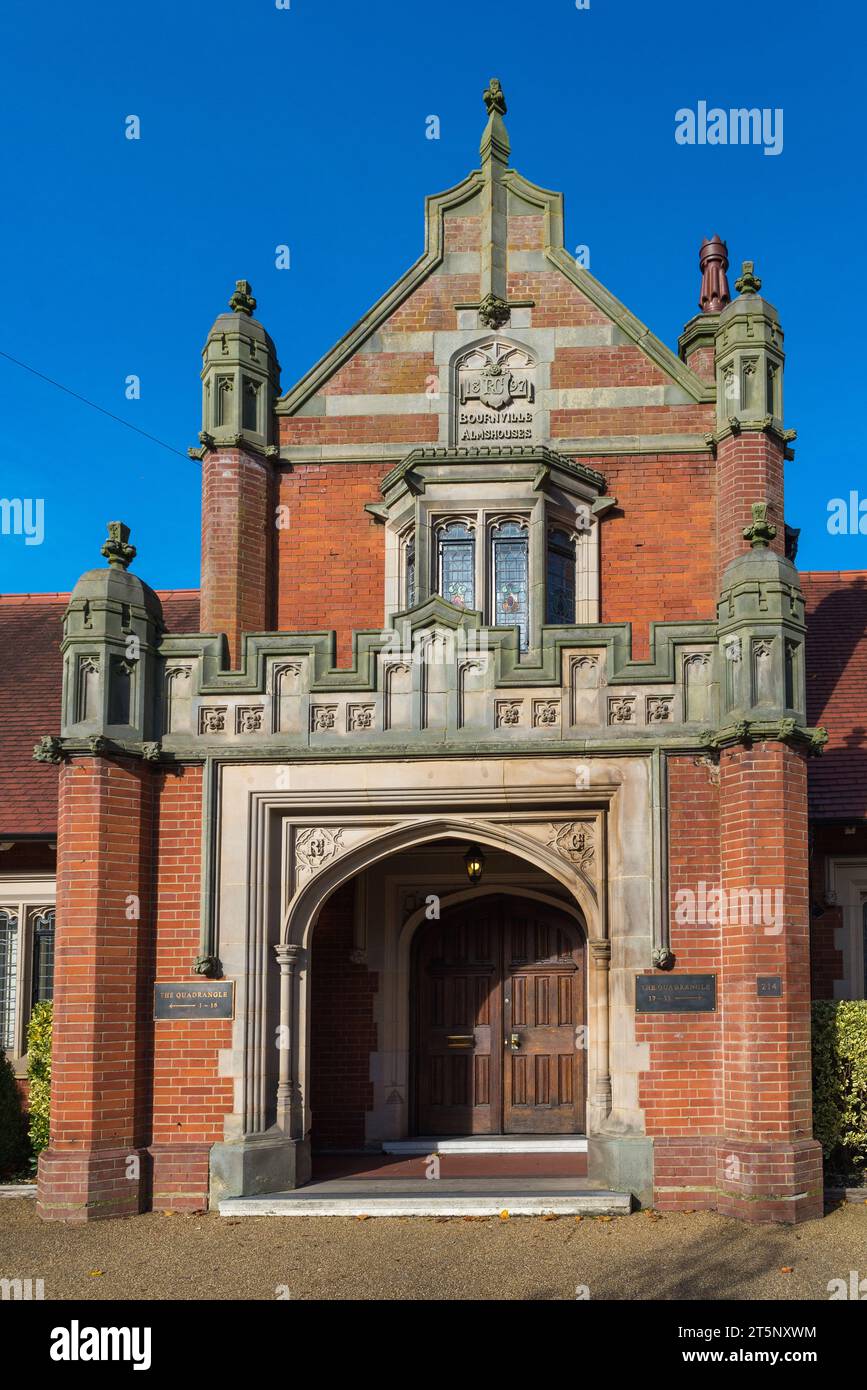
[
  {"xmin": 31, "ymin": 908, "xmax": 56, "ymax": 1008},
  {"xmin": 437, "ymin": 521, "xmax": 475, "ymax": 610},
  {"xmin": 0, "ymin": 907, "xmax": 19, "ymax": 1051},
  {"xmin": 491, "ymin": 520, "xmax": 529, "ymax": 649},
  {"xmin": 546, "ymin": 527, "xmax": 577, "ymax": 624},
  {"xmin": 0, "ymin": 898, "xmax": 56, "ymax": 1060}
]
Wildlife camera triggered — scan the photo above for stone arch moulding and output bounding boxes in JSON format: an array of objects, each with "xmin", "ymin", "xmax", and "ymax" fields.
[
  {"xmin": 281, "ymin": 814, "xmax": 603, "ymax": 949},
  {"xmin": 274, "ymin": 814, "xmax": 611, "ymax": 1160}
]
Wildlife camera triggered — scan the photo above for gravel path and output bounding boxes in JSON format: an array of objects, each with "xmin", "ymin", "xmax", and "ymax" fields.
[{"xmin": 1, "ymin": 1197, "xmax": 865, "ymax": 1301}]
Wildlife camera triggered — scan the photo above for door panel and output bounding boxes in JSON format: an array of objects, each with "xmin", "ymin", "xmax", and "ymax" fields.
[
  {"xmin": 415, "ymin": 911, "xmax": 500, "ymax": 1134},
  {"xmin": 414, "ymin": 897, "xmax": 585, "ymax": 1136},
  {"xmin": 504, "ymin": 908, "xmax": 585, "ymax": 1133}
]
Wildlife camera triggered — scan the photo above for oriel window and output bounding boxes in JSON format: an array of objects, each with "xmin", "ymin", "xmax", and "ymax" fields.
[
  {"xmin": 491, "ymin": 520, "xmax": 529, "ymax": 649},
  {"xmin": 546, "ymin": 527, "xmax": 577, "ymax": 625},
  {"xmin": 437, "ymin": 522, "xmax": 475, "ymax": 610}
]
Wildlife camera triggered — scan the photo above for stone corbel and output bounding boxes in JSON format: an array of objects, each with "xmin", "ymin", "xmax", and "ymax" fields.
[
  {"xmin": 700, "ymin": 720, "xmax": 828, "ymax": 755},
  {"xmin": 32, "ymin": 735, "xmax": 66, "ymax": 764}
]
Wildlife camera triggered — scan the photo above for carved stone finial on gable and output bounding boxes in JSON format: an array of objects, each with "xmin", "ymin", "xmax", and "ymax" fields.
[
  {"xmin": 478, "ymin": 292, "xmax": 511, "ymax": 329},
  {"xmin": 698, "ymin": 235, "xmax": 731, "ymax": 313},
  {"xmin": 483, "ymin": 77, "xmax": 507, "ymax": 116},
  {"xmin": 743, "ymin": 501, "xmax": 777, "ymax": 549},
  {"xmin": 101, "ymin": 521, "xmax": 136, "ymax": 570},
  {"xmin": 228, "ymin": 279, "xmax": 257, "ymax": 316},
  {"xmin": 735, "ymin": 260, "xmax": 762, "ymax": 296}
]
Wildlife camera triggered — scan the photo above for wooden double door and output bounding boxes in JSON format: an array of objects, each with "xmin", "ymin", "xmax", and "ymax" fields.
[{"xmin": 413, "ymin": 897, "xmax": 586, "ymax": 1135}]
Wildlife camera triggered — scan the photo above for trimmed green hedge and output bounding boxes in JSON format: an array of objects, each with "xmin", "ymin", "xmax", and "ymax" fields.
[
  {"xmin": 0, "ymin": 1047, "xmax": 28, "ymax": 1177},
  {"xmin": 812, "ymin": 1000, "xmax": 867, "ymax": 1179},
  {"xmin": 26, "ymin": 1000, "xmax": 52, "ymax": 1159}
]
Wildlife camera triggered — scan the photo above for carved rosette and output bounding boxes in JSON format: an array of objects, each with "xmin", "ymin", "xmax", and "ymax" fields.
[
  {"xmin": 546, "ymin": 821, "xmax": 596, "ymax": 881},
  {"xmin": 294, "ymin": 826, "xmax": 345, "ymax": 883}
]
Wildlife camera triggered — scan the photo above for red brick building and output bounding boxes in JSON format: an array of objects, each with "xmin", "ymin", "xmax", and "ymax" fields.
[{"xmin": 2, "ymin": 83, "xmax": 864, "ymax": 1222}]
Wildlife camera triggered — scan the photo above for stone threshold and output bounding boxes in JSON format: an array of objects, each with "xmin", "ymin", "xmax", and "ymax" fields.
[
  {"xmin": 219, "ymin": 1177, "xmax": 629, "ymax": 1218},
  {"xmin": 382, "ymin": 1136, "xmax": 589, "ymax": 1155}
]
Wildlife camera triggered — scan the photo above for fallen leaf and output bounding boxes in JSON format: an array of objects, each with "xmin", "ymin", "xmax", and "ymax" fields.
[
  {"xmin": 597, "ymin": 1214, "xmax": 613, "ymax": 1223},
  {"xmin": 499, "ymin": 1210, "xmax": 510, "ymax": 1220},
  {"xmin": 356, "ymin": 1214, "xmax": 370, "ymax": 1222},
  {"xmin": 780, "ymin": 1266, "xmax": 794, "ymax": 1274},
  {"xmin": 88, "ymin": 1270, "xmax": 104, "ymax": 1277},
  {"xmin": 574, "ymin": 1215, "xmax": 583, "ymax": 1223},
  {"xmin": 541, "ymin": 1213, "xmax": 557, "ymax": 1221}
]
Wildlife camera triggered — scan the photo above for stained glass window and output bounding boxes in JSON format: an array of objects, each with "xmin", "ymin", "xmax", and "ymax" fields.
[
  {"xmin": 492, "ymin": 521, "xmax": 529, "ymax": 649},
  {"xmin": 546, "ymin": 527, "xmax": 576, "ymax": 625},
  {"xmin": 404, "ymin": 535, "xmax": 416, "ymax": 608},
  {"xmin": 0, "ymin": 909, "xmax": 19, "ymax": 1051},
  {"xmin": 437, "ymin": 522, "xmax": 475, "ymax": 610},
  {"xmin": 30, "ymin": 908, "xmax": 55, "ymax": 1007}
]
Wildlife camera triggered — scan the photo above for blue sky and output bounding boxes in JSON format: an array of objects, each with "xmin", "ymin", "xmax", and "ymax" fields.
[{"xmin": 0, "ymin": 0, "xmax": 863, "ymax": 592}]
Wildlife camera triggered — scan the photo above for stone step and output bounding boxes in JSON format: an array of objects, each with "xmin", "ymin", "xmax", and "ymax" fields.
[
  {"xmin": 219, "ymin": 1177, "xmax": 631, "ymax": 1218},
  {"xmin": 382, "ymin": 1136, "xmax": 589, "ymax": 1155}
]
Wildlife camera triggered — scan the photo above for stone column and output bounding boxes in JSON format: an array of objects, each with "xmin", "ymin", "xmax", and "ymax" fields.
[
  {"xmin": 587, "ymin": 938, "xmax": 612, "ymax": 1121},
  {"xmin": 274, "ymin": 943, "xmax": 304, "ymax": 1138}
]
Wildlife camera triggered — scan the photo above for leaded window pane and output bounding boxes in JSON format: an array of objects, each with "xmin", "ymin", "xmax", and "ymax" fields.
[
  {"xmin": 0, "ymin": 909, "xmax": 19, "ymax": 1051},
  {"xmin": 438, "ymin": 522, "xmax": 475, "ymax": 610},
  {"xmin": 492, "ymin": 521, "xmax": 529, "ymax": 649},
  {"xmin": 405, "ymin": 536, "xmax": 416, "ymax": 608},
  {"xmin": 30, "ymin": 908, "xmax": 55, "ymax": 1007},
  {"xmin": 547, "ymin": 527, "xmax": 576, "ymax": 625}
]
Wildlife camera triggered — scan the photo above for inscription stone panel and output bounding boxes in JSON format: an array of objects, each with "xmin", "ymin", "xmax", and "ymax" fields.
[{"xmin": 455, "ymin": 341, "xmax": 536, "ymax": 445}]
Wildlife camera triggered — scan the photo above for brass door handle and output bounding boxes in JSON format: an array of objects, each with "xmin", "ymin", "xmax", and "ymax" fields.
[{"xmin": 506, "ymin": 1032, "xmax": 521, "ymax": 1050}]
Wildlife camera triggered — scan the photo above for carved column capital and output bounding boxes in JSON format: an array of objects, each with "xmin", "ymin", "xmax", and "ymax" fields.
[
  {"xmin": 274, "ymin": 942, "xmax": 304, "ymax": 970},
  {"xmin": 588, "ymin": 938, "xmax": 611, "ymax": 966}
]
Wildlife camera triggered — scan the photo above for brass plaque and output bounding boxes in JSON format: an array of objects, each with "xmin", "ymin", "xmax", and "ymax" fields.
[
  {"xmin": 635, "ymin": 974, "xmax": 716, "ymax": 1013},
  {"xmin": 154, "ymin": 981, "xmax": 234, "ymax": 1020}
]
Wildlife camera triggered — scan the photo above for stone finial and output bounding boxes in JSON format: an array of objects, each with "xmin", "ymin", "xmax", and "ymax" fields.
[
  {"xmin": 735, "ymin": 260, "xmax": 762, "ymax": 296},
  {"xmin": 743, "ymin": 501, "xmax": 777, "ymax": 549},
  {"xmin": 228, "ymin": 279, "xmax": 257, "ymax": 316},
  {"xmin": 698, "ymin": 235, "xmax": 731, "ymax": 313},
  {"xmin": 101, "ymin": 521, "xmax": 136, "ymax": 570},
  {"xmin": 483, "ymin": 77, "xmax": 507, "ymax": 116}
]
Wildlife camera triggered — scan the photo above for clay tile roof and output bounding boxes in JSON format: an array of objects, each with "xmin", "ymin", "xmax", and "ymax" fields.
[
  {"xmin": 802, "ymin": 571, "xmax": 867, "ymax": 821},
  {"xmin": 0, "ymin": 589, "xmax": 200, "ymax": 837}
]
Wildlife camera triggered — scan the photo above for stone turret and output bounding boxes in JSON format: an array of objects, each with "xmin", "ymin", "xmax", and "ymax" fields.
[
  {"xmin": 60, "ymin": 522, "xmax": 163, "ymax": 746},
  {"xmin": 199, "ymin": 280, "xmax": 281, "ymax": 456},
  {"xmin": 715, "ymin": 261, "xmax": 784, "ymax": 432},
  {"xmin": 197, "ymin": 281, "xmax": 281, "ymax": 665},
  {"xmin": 716, "ymin": 503, "xmax": 806, "ymax": 729}
]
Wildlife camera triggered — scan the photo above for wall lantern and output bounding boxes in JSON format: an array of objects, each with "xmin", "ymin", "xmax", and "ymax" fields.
[{"xmin": 464, "ymin": 844, "xmax": 486, "ymax": 884}]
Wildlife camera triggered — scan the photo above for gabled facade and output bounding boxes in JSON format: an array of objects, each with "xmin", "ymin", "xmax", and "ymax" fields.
[{"xmin": 29, "ymin": 82, "xmax": 836, "ymax": 1221}]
